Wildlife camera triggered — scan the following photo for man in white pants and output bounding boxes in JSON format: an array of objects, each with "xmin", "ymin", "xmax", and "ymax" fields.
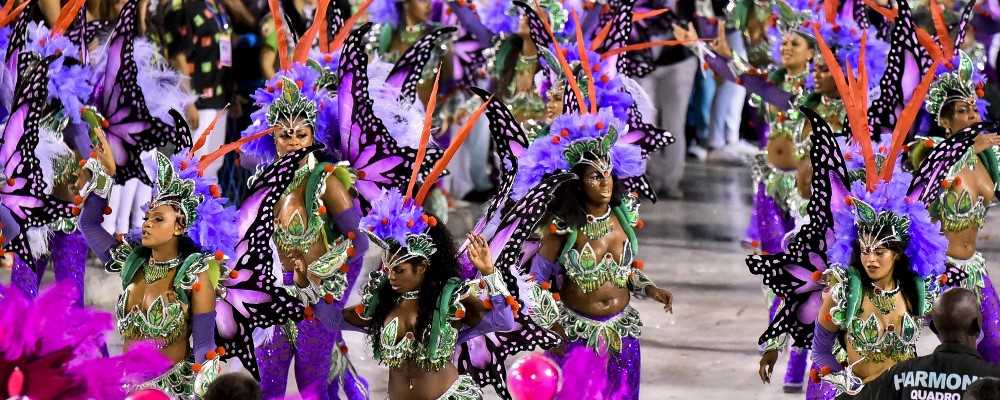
[{"xmin": 642, "ymin": 51, "xmax": 698, "ymax": 199}]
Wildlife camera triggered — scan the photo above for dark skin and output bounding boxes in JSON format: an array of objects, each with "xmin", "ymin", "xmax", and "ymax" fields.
[
  {"xmin": 794, "ymin": 56, "xmax": 841, "ymax": 200},
  {"xmin": 384, "ymin": 0, "xmax": 454, "ymax": 108},
  {"xmin": 272, "ymin": 117, "xmax": 354, "ymax": 288},
  {"xmin": 537, "ymin": 165, "xmax": 673, "ymax": 351},
  {"xmin": 80, "ymin": 128, "xmax": 216, "ymax": 365},
  {"xmin": 343, "ymin": 234, "xmax": 496, "ymax": 400}
]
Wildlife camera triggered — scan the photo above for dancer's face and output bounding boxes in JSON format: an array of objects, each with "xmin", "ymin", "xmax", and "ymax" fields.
[
  {"xmin": 780, "ymin": 33, "xmax": 814, "ymax": 71},
  {"xmin": 580, "ymin": 164, "xmax": 613, "ymax": 206},
  {"xmin": 406, "ymin": 0, "xmax": 431, "ymax": 24},
  {"xmin": 813, "ymin": 58, "xmax": 837, "ymax": 96},
  {"xmin": 274, "ymin": 117, "xmax": 315, "ymax": 156},
  {"xmin": 388, "ymin": 260, "xmax": 426, "ymax": 293},
  {"xmin": 142, "ymin": 205, "xmax": 184, "ymax": 248},
  {"xmin": 860, "ymin": 245, "xmax": 898, "ymax": 282},
  {"xmin": 940, "ymin": 100, "xmax": 981, "ymax": 135},
  {"xmin": 545, "ymin": 87, "xmax": 564, "ymax": 122}
]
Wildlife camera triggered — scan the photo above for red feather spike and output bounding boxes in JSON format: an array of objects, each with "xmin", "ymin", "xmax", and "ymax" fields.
[
  {"xmin": 415, "ymin": 98, "xmax": 492, "ymax": 205},
  {"xmin": 189, "ymin": 105, "xmax": 229, "ymax": 159},
  {"xmin": 317, "ymin": 0, "xmax": 329, "ymax": 52},
  {"xmin": 329, "ymin": 0, "xmax": 373, "ymax": 52},
  {"xmin": 405, "ymin": 68, "xmax": 441, "ymax": 202},
  {"xmin": 293, "ymin": 0, "xmax": 330, "ymax": 64},
  {"xmin": 0, "ymin": 0, "xmax": 28, "ymax": 26},
  {"xmin": 915, "ymin": 27, "xmax": 945, "ymax": 64},
  {"xmin": 571, "ymin": 9, "xmax": 598, "ymax": 114},
  {"xmin": 589, "ymin": 17, "xmax": 614, "ymax": 52},
  {"xmin": 813, "ymin": 24, "xmax": 877, "ymax": 191},
  {"xmin": 600, "ymin": 39, "xmax": 694, "ymax": 60},
  {"xmin": 198, "ymin": 127, "xmax": 275, "ymax": 174},
  {"xmin": 267, "ymin": 0, "xmax": 290, "ymax": 71},
  {"xmin": 632, "ymin": 8, "xmax": 667, "ymax": 22},
  {"xmin": 52, "ymin": 0, "xmax": 85, "ymax": 36},
  {"xmin": 929, "ymin": 0, "xmax": 954, "ymax": 61},
  {"xmin": 881, "ymin": 59, "xmax": 941, "ymax": 182},
  {"xmin": 862, "ymin": 0, "xmax": 898, "ymax": 21},
  {"xmin": 823, "ymin": 0, "xmax": 839, "ymax": 23},
  {"xmin": 532, "ymin": 0, "xmax": 587, "ymax": 113}
]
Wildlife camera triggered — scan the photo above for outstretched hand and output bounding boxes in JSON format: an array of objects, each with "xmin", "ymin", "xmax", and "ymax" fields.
[
  {"xmin": 646, "ymin": 286, "xmax": 673, "ymax": 313},
  {"xmin": 466, "ymin": 233, "xmax": 495, "ymax": 275},
  {"xmin": 759, "ymin": 350, "xmax": 779, "ymax": 383}
]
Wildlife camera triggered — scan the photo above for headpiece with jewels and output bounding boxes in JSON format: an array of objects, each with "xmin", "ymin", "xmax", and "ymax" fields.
[{"xmin": 925, "ymin": 51, "xmax": 981, "ymax": 124}]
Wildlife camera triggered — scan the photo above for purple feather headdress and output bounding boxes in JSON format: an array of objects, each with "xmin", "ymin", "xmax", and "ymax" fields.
[
  {"xmin": 25, "ymin": 22, "xmax": 94, "ymax": 125},
  {"xmin": 360, "ymin": 188, "xmax": 435, "ymax": 267},
  {"xmin": 140, "ymin": 149, "xmax": 240, "ymax": 260},
  {"xmin": 828, "ymin": 171, "xmax": 947, "ymax": 279},
  {"xmin": 538, "ymin": 43, "xmax": 637, "ymax": 122},
  {"xmin": 474, "ymin": 0, "xmax": 518, "ymax": 35},
  {"xmin": 242, "ymin": 62, "xmax": 334, "ymax": 165},
  {"xmin": 0, "ymin": 282, "xmax": 171, "ymax": 399},
  {"xmin": 370, "ymin": 0, "xmax": 401, "ymax": 27},
  {"xmin": 817, "ymin": 19, "xmax": 889, "ymax": 88},
  {"xmin": 511, "ymin": 108, "xmax": 644, "ymax": 199}
]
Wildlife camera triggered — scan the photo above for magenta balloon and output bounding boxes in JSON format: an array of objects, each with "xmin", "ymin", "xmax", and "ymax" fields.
[
  {"xmin": 507, "ymin": 353, "xmax": 561, "ymax": 400},
  {"xmin": 126, "ymin": 389, "xmax": 170, "ymax": 400}
]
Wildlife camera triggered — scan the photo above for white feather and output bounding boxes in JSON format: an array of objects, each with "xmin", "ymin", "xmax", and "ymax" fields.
[
  {"xmin": 620, "ymin": 76, "xmax": 657, "ymax": 125},
  {"xmin": 36, "ymin": 126, "xmax": 74, "ymax": 195},
  {"xmin": 26, "ymin": 226, "xmax": 53, "ymax": 259}
]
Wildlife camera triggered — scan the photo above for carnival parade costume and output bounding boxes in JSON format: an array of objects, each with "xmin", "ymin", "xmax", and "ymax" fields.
[{"xmin": 747, "ymin": 0, "xmax": 1000, "ymax": 395}]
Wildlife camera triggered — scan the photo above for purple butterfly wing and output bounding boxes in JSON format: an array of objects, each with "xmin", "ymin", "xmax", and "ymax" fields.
[
  {"xmin": 908, "ymin": 122, "xmax": 996, "ymax": 204},
  {"xmin": 89, "ymin": 0, "xmax": 191, "ymax": 185},
  {"xmin": 386, "ymin": 26, "xmax": 457, "ymax": 104},
  {"xmin": 468, "ymin": 87, "xmax": 529, "ymax": 223},
  {"xmin": 746, "ymin": 108, "xmax": 847, "ymax": 348},
  {"xmin": 866, "ymin": 0, "xmax": 932, "ymax": 138},
  {"xmin": 334, "ymin": 23, "xmax": 438, "ymax": 210},
  {"xmin": 513, "ymin": 1, "xmax": 552, "ymax": 55},
  {"xmin": 1, "ymin": 52, "xmax": 74, "ymax": 264},
  {"xmin": 214, "ymin": 146, "xmax": 316, "ymax": 380},
  {"xmin": 450, "ymin": 32, "xmax": 488, "ymax": 90},
  {"xmin": 456, "ymin": 173, "xmax": 574, "ymax": 399}
]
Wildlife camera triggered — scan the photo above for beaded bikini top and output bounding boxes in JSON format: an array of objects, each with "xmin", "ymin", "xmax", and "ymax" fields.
[
  {"xmin": 847, "ymin": 307, "xmax": 919, "ymax": 364},
  {"xmin": 555, "ymin": 195, "xmax": 641, "ymax": 293},
  {"xmin": 109, "ymin": 243, "xmax": 219, "ymax": 348},
  {"xmin": 928, "ymin": 146, "xmax": 993, "ymax": 232}
]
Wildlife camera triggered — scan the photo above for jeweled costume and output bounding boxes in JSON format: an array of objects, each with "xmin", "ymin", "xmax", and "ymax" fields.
[{"xmin": 911, "ymin": 51, "xmax": 1000, "ymax": 363}]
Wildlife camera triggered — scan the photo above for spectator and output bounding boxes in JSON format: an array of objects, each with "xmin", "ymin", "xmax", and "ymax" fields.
[
  {"xmin": 853, "ymin": 288, "xmax": 1000, "ymax": 399},
  {"xmin": 966, "ymin": 377, "xmax": 1000, "ymax": 400},
  {"xmin": 203, "ymin": 372, "xmax": 262, "ymax": 400}
]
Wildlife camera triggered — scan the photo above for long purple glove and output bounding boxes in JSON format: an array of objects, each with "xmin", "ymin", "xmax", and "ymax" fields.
[
  {"xmin": 79, "ymin": 195, "xmax": 116, "ymax": 263},
  {"xmin": 457, "ymin": 295, "xmax": 515, "ymax": 345},
  {"xmin": 811, "ymin": 324, "xmax": 843, "ymax": 372},
  {"xmin": 192, "ymin": 311, "xmax": 218, "ymax": 363},
  {"xmin": 0, "ymin": 204, "xmax": 19, "ymax": 246},
  {"xmin": 529, "ymin": 254, "xmax": 562, "ymax": 289},
  {"xmin": 333, "ymin": 204, "xmax": 368, "ymax": 288},
  {"xmin": 446, "ymin": 2, "xmax": 492, "ymax": 45}
]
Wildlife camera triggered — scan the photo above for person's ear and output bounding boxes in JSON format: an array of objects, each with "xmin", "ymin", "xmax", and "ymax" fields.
[{"xmin": 969, "ymin": 317, "xmax": 983, "ymax": 337}]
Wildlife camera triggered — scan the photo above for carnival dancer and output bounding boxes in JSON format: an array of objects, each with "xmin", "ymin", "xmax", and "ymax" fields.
[{"xmin": 909, "ymin": 49, "xmax": 1000, "ymax": 362}]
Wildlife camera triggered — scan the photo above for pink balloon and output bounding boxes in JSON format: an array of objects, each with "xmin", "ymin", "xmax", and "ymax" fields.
[
  {"xmin": 508, "ymin": 353, "xmax": 561, "ymax": 400},
  {"xmin": 126, "ymin": 389, "xmax": 170, "ymax": 400}
]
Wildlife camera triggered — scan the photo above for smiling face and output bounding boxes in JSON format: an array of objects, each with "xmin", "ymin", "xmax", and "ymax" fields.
[
  {"xmin": 780, "ymin": 33, "xmax": 814, "ymax": 72},
  {"xmin": 387, "ymin": 259, "xmax": 427, "ymax": 293},
  {"xmin": 545, "ymin": 86, "xmax": 565, "ymax": 122},
  {"xmin": 940, "ymin": 100, "xmax": 981, "ymax": 135},
  {"xmin": 859, "ymin": 244, "xmax": 898, "ymax": 282},
  {"xmin": 405, "ymin": 0, "xmax": 431, "ymax": 24},
  {"xmin": 141, "ymin": 204, "xmax": 184, "ymax": 248},
  {"xmin": 274, "ymin": 116, "xmax": 315, "ymax": 156},
  {"xmin": 580, "ymin": 164, "xmax": 613, "ymax": 207}
]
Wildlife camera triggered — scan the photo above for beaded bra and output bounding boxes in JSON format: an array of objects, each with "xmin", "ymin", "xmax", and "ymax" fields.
[
  {"xmin": 847, "ymin": 307, "xmax": 919, "ymax": 364},
  {"xmin": 274, "ymin": 161, "xmax": 326, "ymax": 255},
  {"xmin": 555, "ymin": 195, "xmax": 640, "ymax": 293},
  {"xmin": 928, "ymin": 146, "xmax": 992, "ymax": 232}
]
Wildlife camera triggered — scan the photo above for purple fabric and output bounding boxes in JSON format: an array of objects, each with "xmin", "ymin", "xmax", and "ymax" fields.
[
  {"xmin": 333, "ymin": 205, "xmax": 368, "ymax": 270},
  {"xmin": 0, "ymin": 204, "xmax": 18, "ymax": 245},
  {"xmin": 977, "ymin": 273, "xmax": 1000, "ymax": 363},
  {"xmin": 448, "ymin": 2, "xmax": 493, "ymax": 45},
  {"xmin": 10, "ymin": 255, "xmax": 38, "ymax": 297},
  {"xmin": 704, "ymin": 53, "xmax": 793, "ymax": 110},
  {"xmin": 192, "ymin": 311, "xmax": 217, "ymax": 364},
  {"xmin": 745, "ymin": 182, "xmax": 794, "ymax": 255},
  {"xmin": 805, "ymin": 362, "xmax": 840, "ymax": 400},
  {"xmin": 548, "ymin": 336, "xmax": 641, "ymax": 400},
  {"xmin": 784, "ymin": 347, "xmax": 808, "ymax": 387},
  {"xmin": 256, "ymin": 319, "xmax": 335, "ymax": 400},
  {"xmin": 79, "ymin": 195, "xmax": 116, "ymax": 263},
  {"xmin": 457, "ymin": 295, "xmax": 515, "ymax": 344},
  {"xmin": 529, "ymin": 253, "xmax": 563, "ymax": 289},
  {"xmin": 45, "ymin": 232, "xmax": 87, "ymax": 306},
  {"xmin": 810, "ymin": 324, "xmax": 843, "ymax": 373}
]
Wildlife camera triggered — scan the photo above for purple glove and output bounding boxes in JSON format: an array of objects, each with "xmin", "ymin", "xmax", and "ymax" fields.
[
  {"xmin": 457, "ymin": 295, "xmax": 516, "ymax": 344},
  {"xmin": 192, "ymin": 311, "xmax": 218, "ymax": 363},
  {"xmin": 79, "ymin": 196, "xmax": 116, "ymax": 263},
  {"xmin": 811, "ymin": 323, "xmax": 844, "ymax": 373},
  {"xmin": 529, "ymin": 254, "xmax": 562, "ymax": 289}
]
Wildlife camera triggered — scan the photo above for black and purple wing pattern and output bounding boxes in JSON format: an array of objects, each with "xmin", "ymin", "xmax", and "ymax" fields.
[
  {"xmin": 468, "ymin": 87, "xmax": 529, "ymax": 224},
  {"xmin": 746, "ymin": 108, "xmax": 847, "ymax": 348},
  {"xmin": 215, "ymin": 146, "xmax": 315, "ymax": 379},
  {"xmin": 513, "ymin": 1, "xmax": 553, "ymax": 57},
  {"xmin": 386, "ymin": 25, "xmax": 457, "ymax": 104},
  {"xmin": 1, "ymin": 52, "xmax": 74, "ymax": 265},
  {"xmin": 450, "ymin": 32, "xmax": 488, "ymax": 90},
  {"xmin": 66, "ymin": 8, "xmax": 113, "ymax": 49},
  {"xmin": 89, "ymin": 0, "xmax": 191, "ymax": 185},
  {"xmin": 457, "ymin": 172, "xmax": 575, "ymax": 400},
  {"xmin": 334, "ymin": 23, "xmax": 437, "ymax": 210},
  {"xmin": 4, "ymin": 10, "xmax": 32, "ymax": 65},
  {"xmin": 907, "ymin": 122, "xmax": 995, "ymax": 204},
  {"xmin": 866, "ymin": 0, "xmax": 931, "ymax": 139}
]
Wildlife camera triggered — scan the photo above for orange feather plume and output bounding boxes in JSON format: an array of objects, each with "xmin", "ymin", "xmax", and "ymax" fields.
[
  {"xmin": 52, "ymin": 0, "xmax": 85, "ymax": 36},
  {"xmin": 915, "ymin": 27, "xmax": 945, "ymax": 64},
  {"xmin": 292, "ymin": 0, "xmax": 330, "ymax": 64},
  {"xmin": 589, "ymin": 18, "xmax": 614, "ymax": 52},
  {"xmin": 929, "ymin": 0, "xmax": 954, "ymax": 62},
  {"xmin": 862, "ymin": 0, "xmax": 897, "ymax": 21},
  {"xmin": 267, "ymin": 0, "xmax": 289, "ymax": 71},
  {"xmin": 632, "ymin": 8, "xmax": 667, "ymax": 22},
  {"xmin": 414, "ymin": 98, "xmax": 492, "ymax": 205},
  {"xmin": 198, "ymin": 127, "xmax": 275, "ymax": 175},
  {"xmin": 189, "ymin": 106, "xmax": 229, "ymax": 159},
  {"xmin": 405, "ymin": 68, "xmax": 441, "ymax": 202},
  {"xmin": 600, "ymin": 39, "xmax": 694, "ymax": 60},
  {"xmin": 571, "ymin": 9, "xmax": 598, "ymax": 114},
  {"xmin": 880, "ymin": 59, "xmax": 941, "ymax": 182},
  {"xmin": 329, "ymin": 0, "xmax": 373, "ymax": 52},
  {"xmin": 823, "ymin": 0, "xmax": 839, "ymax": 23},
  {"xmin": 533, "ymin": 0, "xmax": 587, "ymax": 113}
]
